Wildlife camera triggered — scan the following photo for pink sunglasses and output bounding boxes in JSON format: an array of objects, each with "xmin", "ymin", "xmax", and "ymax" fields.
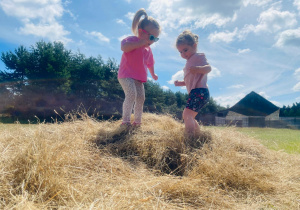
[{"xmin": 141, "ymin": 29, "xmax": 159, "ymax": 42}]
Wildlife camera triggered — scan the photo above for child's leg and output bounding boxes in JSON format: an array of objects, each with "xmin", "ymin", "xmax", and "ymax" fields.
[
  {"xmin": 133, "ymin": 80, "xmax": 145, "ymax": 124},
  {"xmin": 183, "ymin": 108, "xmax": 199, "ymax": 136},
  {"xmin": 194, "ymin": 119, "xmax": 201, "ymax": 135},
  {"xmin": 184, "ymin": 88, "xmax": 209, "ymax": 136},
  {"xmin": 118, "ymin": 78, "xmax": 137, "ymax": 124}
]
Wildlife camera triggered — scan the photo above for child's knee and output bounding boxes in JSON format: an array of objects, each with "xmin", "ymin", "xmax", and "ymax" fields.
[
  {"xmin": 135, "ymin": 94, "xmax": 145, "ymax": 104},
  {"xmin": 183, "ymin": 108, "xmax": 193, "ymax": 120}
]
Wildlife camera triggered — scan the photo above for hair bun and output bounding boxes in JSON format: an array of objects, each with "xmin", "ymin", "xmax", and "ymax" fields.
[{"xmin": 176, "ymin": 30, "xmax": 199, "ymax": 46}]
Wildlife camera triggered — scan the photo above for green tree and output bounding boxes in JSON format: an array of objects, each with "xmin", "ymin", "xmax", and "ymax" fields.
[
  {"xmin": 280, "ymin": 103, "xmax": 300, "ymax": 117},
  {"xmin": 26, "ymin": 41, "xmax": 71, "ymax": 94},
  {"xmin": 144, "ymin": 80, "xmax": 165, "ymax": 112},
  {"xmin": 163, "ymin": 89, "xmax": 177, "ymax": 106},
  {"xmin": 175, "ymin": 91, "xmax": 188, "ymax": 108},
  {"xmin": 98, "ymin": 58, "xmax": 123, "ymax": 100},
  {"xmin": 0, "ymin": 45, "xmax": 29, "ymax": 94},
  {"xmin": 69, "ymin": 53, "xmax": 103, "ymax": 98},
  {"xmin": 0, "ymin": 40, "xmax": 228, "ymax": 121}
]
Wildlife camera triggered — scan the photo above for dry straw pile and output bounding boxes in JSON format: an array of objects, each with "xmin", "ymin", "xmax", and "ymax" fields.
[{"xmin": 0, "ymin": 112, "xmax": 299, "ymax": 209}]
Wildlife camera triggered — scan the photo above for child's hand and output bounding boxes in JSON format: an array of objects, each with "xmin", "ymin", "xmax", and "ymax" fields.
[
  {"xmin": 152, "ymin": 74, "xmax": 158, "ymax": 81},
  {"xmin": 174, "ymin": 80, "xmax": 180, "ymax": 86},
  {"xmin": 174, "ymin": 80, "xmax": 185, "ymax": 86}
]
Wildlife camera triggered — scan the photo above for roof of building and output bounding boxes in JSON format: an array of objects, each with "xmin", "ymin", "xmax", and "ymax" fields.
[{"xmin": 228, "ymin": 91, "xmax": 279, "ymax": 117}]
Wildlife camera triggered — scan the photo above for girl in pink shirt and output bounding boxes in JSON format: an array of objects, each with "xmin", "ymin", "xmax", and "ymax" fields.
[
  {"xmin": 174, "ymin": 30, "xmax": 211, "ymax": 137},
  {"xmin": 118, "ymin": 8, "xmax": 160, "ymax": 127}
]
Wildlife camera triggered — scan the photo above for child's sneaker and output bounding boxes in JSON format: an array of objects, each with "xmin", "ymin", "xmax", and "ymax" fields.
[
  {"xmin": 120, "ymin": 122, "xmax": 132, "ymax": 129},
  {"xmin": 132, "ymin": 122, "xmax": 141, "ymax": 129}
]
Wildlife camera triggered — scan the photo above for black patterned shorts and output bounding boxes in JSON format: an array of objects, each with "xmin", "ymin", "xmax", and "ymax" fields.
[{"xmin": 186, "ymin": 88, "xmax": 210, "ymax": 112}]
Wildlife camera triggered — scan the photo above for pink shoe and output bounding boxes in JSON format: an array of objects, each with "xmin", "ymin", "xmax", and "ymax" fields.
[
  {"xmin": 132, "ymin": 122, "xmax": 141, "ymax": 128},
  {"xmin": 120, "ymin": 122, "xmax": 132, "ymax": 129}
]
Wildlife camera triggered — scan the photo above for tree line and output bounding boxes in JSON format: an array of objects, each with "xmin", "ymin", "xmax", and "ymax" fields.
[
  {"xmin": 280, "ymin": 103, "xmax": 300, "ymax": 117},
  {"xmin": 0, "ymin": 41, "xmax": 224, "ymax": 122}
]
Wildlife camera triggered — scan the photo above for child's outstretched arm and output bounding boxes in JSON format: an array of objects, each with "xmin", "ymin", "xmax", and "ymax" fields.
[
  {"xmin": 148, "ymin": 66, "xmax": 158, "ymax": 80},
  {"xmin": 174, "ymin": 80, "xmax": 186, "ymax": 86},
  {"xmin": 121, "ymin": 39, "xmax": 148, "ymax": 52},
  {"xmin": 189, "ymin": 65, "xmax": 211, "ymax": 75}
]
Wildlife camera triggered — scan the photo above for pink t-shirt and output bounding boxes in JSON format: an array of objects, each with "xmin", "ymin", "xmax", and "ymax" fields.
[
  {"xmin": 118, "ymin": 36, "xmax": 155, "ymax": 83},
  {"xmin": 184, "ymin": 53, "xmax": 209, "ymax": 94}
]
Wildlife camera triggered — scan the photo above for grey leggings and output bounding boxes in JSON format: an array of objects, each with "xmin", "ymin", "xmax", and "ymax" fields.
[{"xmin": 118, "ymin": 78, "xmax": 145, "ymax": 124}]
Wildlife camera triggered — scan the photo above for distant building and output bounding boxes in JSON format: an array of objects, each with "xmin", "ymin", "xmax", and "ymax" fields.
[{"xmin": 215, "ymin": 91, "xmax": 280, "ymax": 127}]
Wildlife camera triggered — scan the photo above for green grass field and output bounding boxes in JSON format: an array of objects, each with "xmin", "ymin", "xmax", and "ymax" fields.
[{"xmin": 234, "ymin": 127, "xmax": 300, "ymax": 154}]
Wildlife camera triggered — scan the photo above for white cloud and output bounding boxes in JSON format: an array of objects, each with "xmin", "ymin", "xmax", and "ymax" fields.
[
  {"xmin": 125, "ymin": 12, "xmax": 134, "ymax": 21},
  {"xmin": 258, "ymin": 91, "xmax": 270, "ymax": 99},
  {"xmin": 235, "ymin": 7, "xmax": 298, "ymax": 41},
  {"xmin": 242, "ymin": 7, "xmax": 297, "ymax": 36},
  {"xmin": 0, "ymin": 0, "xmax": 71, "ymax": 43},
  {"xmin": 293, "ymin": 68, "xmax": 300, "ymax": 92},
  {"xmin": 243, "ymin": 0, "xmax": 273, "ymax": 7},
  {"xmin": 238, "ymin": 48, "xmax": 251, "ymax": 54},
  {"xmin": 294, "ymin": 0, "xmax": 300, "ymax": 12},
  {"xmin": 86, "ymin": 31, "xmax": 110, "ymax": 43},
  {"xmin": 208, "ymin": 28, "xmax": 238, "ymax": 43},
  {"xmin": 148, "ymin": 0, "xmax": 242, "ymax": 29},
  {"xmin": 227, "ymin": 84, "xmax": 245, "ymax": 89},
  {"xmin": 293, "ymin": 82, "xmax": 300, "ymax": 91},
  {"xmin": 209, "ymin": 66, "xmax": 221, "ymax": 79},
  {"xmin": 270, "ymin": 100, "xmax": 282, "ymax": 107},
  {"xmin": 194, "ymin": 14, "xmax": 234, "ymax": 28},
  {"xmin": 116, "ymin": 19, "xmax": 126, "ymax": 25},
  {"xmin": 215, "ymin": 93, "xmax": 246, "ymax": 107},
  {"xmin": 20, "ymin": 22, "xmax": 71, "ymax": 43},
  {"xmin": 295, "ymin": 68, "xmax": 300, "ymax": 79},
  {"xmin": 275, "ymin": 28, "xmax": 300, "ymax": 48},
  {"xmin": 168, "ymin": 70, "xmax": 184, "ymax": 84},
  {"xmin": 162, "ymin": 86, "xmax": 170, "ymax": 90},
  {"xmin": 148, "ymin": 77, "xmax": 154, "ymax": 82},
  {"xmin": 0, "ymin": 0, "xmax": 64, "ymax": 22},
  {"xmin": 238, "ymin": 24, "xmax": 255, "ymax": 40},
  {"xmin": 255, "ymin": 8, "xmax": 297, "ymax": 33}
]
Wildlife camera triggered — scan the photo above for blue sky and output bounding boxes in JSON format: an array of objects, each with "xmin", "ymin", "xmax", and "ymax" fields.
[{"xmin": 0, "ymin": 0, "xmax": 300, "ymax": 107}]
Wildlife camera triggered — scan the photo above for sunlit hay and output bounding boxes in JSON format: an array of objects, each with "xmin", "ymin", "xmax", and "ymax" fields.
[
  {"xmin": 0, "ymin": 114, "xmax": 140, "ymax": 208},
  {"xmin": 2, "ymin": 124, "xmax": 90, "ymax": 205},
  {"xmin": 142, "ymin": 128, "xmax": 270, "ymax": 208},
  {"xmin": 156, "ymin": 177, "xmax": 235, "ymax": 209},
  {"xmin": 95, "ymin": 113, "xmax": 194, "ymax": 175},
  {"xmin": 1, "ymin": 112, "xmax": 300, "ymax": 209},
  {"xmin": 187, "ymin": 127, "xmax": 276, "ymax": 194}
]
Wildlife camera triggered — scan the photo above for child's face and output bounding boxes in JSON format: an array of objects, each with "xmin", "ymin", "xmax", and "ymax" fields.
[
  {"xmin": 177, "ymin": 43, "xmax": 197, "ymax": 60},
  {"xmin": 139, "ymin": 25, "xmax": 160, "ymax": 46}
]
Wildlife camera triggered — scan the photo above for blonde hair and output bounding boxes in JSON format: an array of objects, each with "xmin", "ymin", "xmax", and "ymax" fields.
[
  {"xmin": 176, "ymin": 30, "xmax": 199, "ymax": 47},
  {"xmin": 132, "ymin": 8, "xmax": 160, "ymax": 36}
]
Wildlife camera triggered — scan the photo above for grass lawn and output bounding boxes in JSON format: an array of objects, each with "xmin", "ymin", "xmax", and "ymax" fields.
[{"xmin": 234, "ymin": 127, "xmax": 300, "ymax": 154}]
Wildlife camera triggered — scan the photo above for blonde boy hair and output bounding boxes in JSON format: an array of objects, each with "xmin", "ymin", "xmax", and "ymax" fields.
[
  {"xmin": 176, "ymin": 30, "xmax": 199, "ymax": 47},
  {"xmin": 132, "ymin": 8, "xmax": 160, "ymax": 36}
]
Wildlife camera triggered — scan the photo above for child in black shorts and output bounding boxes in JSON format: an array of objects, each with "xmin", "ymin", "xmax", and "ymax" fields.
[{"xmin": 174, "ymin": 30, "xmax": 211, "ymax": 137}]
